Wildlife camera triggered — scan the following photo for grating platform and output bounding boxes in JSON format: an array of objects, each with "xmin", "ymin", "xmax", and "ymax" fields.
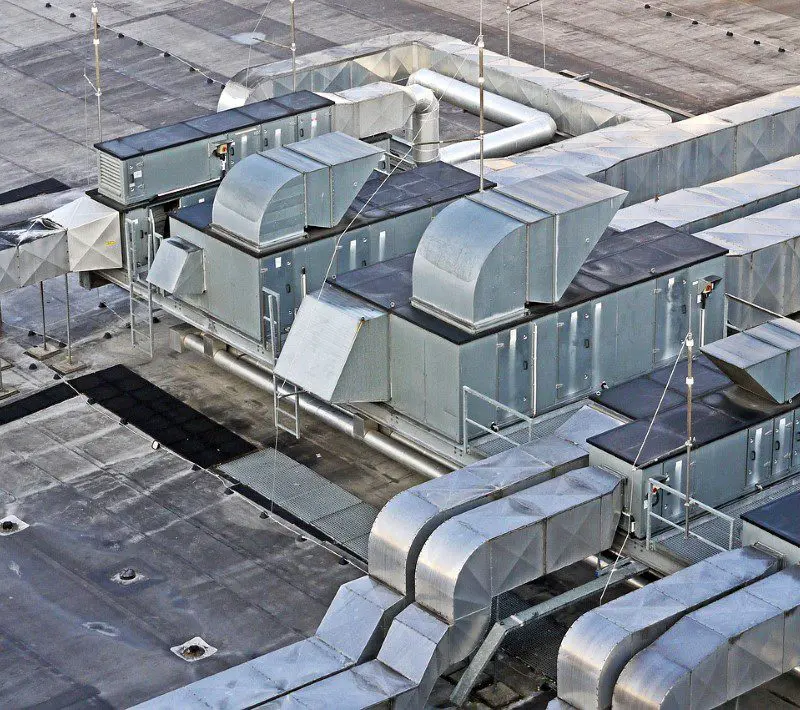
[
  {"xmin": 471, "ymin": 402, "xmax": 585, "ymax": 458},
  {"xmin": 219, "ymin": 449, "xmax": 378, "ymax": 560},
  {"xmin": 654, "ymin": 474, "xmax": 800, "ymax": 565}
]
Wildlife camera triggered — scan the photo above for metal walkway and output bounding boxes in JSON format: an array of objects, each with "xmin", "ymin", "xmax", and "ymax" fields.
[
  {"xmin": 654, "ymin": 475, "xmax": 800, "ymax": 565},
  {"xmin": 219, "ymin": 449, "xmax": 377, "ymax": 560}
]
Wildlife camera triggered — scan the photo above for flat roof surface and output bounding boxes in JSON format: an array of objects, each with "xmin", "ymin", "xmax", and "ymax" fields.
[
  {"xmin": 742, "ymin": 491, "xmax": 800, "ymax": 547},
  {"xmin": 2, "ymin": 0, "xmax": 800, "ymax": 202},
  {"xmin": 0, "ymin": 394, "xmax": 360, "ymax": 708},
  {"xmin": 335, "ymin": 222, "xmax": 727, "ymax": 345}
]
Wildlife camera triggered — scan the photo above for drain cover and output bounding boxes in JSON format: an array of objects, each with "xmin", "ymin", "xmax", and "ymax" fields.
[
  {"xmin": 0, "ymin": 515, "xmax": 28, "ymax": 536},
  {"xmin": 170, "ymin": 636, "xmax": 217, "ymax": 663}
]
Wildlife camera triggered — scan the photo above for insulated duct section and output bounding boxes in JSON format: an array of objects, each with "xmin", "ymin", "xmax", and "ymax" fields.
[
  {"xmin": 702, "ymin": 317, "xmax": 800, "ymax": 404},
  {"xmin": 276, "ymin": 467, "xmax": 623, "ymax": 709},
  {"xmin": 211, "ymin": 132, "xmax": 382, "ymax": 247},
  {"xmin": 696, "ymin": 197, "xmax": 800, "ymax": 329},
  {"xmin": 613, "ymin": 565, "xmax": 800, "ymax": 710},
  {"xmin": 551, "ymin": 546, "xmax": 779, "ymax": 710},
  {"xmin": 411, "ymin": 169, "xmax": 627, "ymax": 333},
  {"xmin": 0, "ymin": 218, "xmax": 68, "ymax": 292},
  {"xmin": 407, "ymin": 68, "xmax": 557, "ymax": 163},
  {"xmin": 133, "ymin": 407, "xmax": 622, "ymax": 709}
]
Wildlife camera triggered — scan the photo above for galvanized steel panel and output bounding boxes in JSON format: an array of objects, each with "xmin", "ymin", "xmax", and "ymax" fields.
[
  {"xmin": 147, "ymin": 237, "xmax": 205, "ymax": 296},
  {"xmin": 275, "ymin": 289, "xmax": 389, "ymax": 403}
]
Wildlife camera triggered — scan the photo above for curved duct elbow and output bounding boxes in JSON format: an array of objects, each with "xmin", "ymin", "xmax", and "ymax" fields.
[
  {"xmin": 440, "ymin": 119, "xmax": 556, "ymax": 164},
  {"xmin": 402, "ymin": 84, "xmax": 440, "ymax": 164},
  {"xmin": 409, "ymin": 67, "xmax": 556, "ymax": 163},
  {"xmin": 412, "ymin": 170, "xmax": 627, "ymax": 333}
]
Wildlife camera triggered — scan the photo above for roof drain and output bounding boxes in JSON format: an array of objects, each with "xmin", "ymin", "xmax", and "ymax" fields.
[{"xmin": 407, "ymin": 68, "xmax": 557, "ymax": 163}]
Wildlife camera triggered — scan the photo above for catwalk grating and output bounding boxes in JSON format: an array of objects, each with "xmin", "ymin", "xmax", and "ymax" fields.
[
  {"xmin": 70, "ymin": 365, "xmax": 255, "ymax": 468},
  {"xmin": 219, "ymin": 449, "xmax": 378, "ymax": 560}
]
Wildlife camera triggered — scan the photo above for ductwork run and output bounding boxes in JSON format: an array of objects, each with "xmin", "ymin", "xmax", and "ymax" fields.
[
  {"xmin": 702, "ymin": 317, "xmax": 800, "ymax": 404},
  {"xmin": 553, "ymin": 546, "xmax": 779, "ymax": 710},
  {"xmin": 324, "ymin": 81, "xmax": 440, "ymax": 164},
  {"xmin": 408, "ymin": 68, "xmax": 557, "ymax": 164},
  {"xmin": 614, "ymin": 565, "xmax": 800, "ymax": 710},
  {"xmin": 276, "ymin": 466, "xmax": 623, "ymax": 709},
  {"xmin": 133, "ymin": 409, "xmax": 622, "ymax": 709},
  {"xmin": 211, "ymin": 132, "xmax": 382, "ymax": 247},
  {"xmin": 411, "ymin": 169, "xmax": 627, "ymax": 332},
  {"xmin": 370, "ymin": 405, "xmax": 621, "ymax": 597}
]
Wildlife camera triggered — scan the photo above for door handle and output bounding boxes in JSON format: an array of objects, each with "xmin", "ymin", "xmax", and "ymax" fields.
[{"xmin": 750, "ymin": 451, "xmax": 756, "ymax": 461}]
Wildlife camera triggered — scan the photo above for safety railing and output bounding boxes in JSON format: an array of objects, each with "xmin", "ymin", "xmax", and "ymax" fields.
[
  {"xmin": 461, "ymin": 386, "xmax": 536, "ymax": 456},
  {"xmin": 646, "ymin": 478, "xmax": 736, "ymax": 553}
]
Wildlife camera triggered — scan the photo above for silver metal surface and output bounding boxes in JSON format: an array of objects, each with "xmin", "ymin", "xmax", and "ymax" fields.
[
  {"xmin": 610, "ymin": 154, "xmax": 800, "ymax": 234},
  {"xmin": 44, "ymin": 195, "xmax": 122, "ymax": 272},
  {"xmin": 411, "ymin": 169, "xmax": 626, "ymax": 332},
  {"xmin": 414, "ymin": 466, "xmax": 621, "ymax": 625},
  {"xmin": 181, "ymin": 332, "xmax": 450, "ymax": 479},
  {"xmin": 697, "ymin": 198, "xmax": 800, "ymax": 329},
  {"xmin": 146, "ymin": 237, "xmax": 205, "ymax": 296},
  {"xmin": 274, "ymin": 288, "xmax": 390, "ymax": 403},
  {"xmin": 613, "ymin": 565, "xmax": 800, "ymax": 709},
  {"xmin": 556, "ymin": 546, "xmax": 778, "ymax": 710},
  {"xmin": 702, "ymin": 318, "xmax": 800, "ymax": 403},
  {"xmin": 211, "ymin": 132, "xmax": 381, "ymax": 246}
]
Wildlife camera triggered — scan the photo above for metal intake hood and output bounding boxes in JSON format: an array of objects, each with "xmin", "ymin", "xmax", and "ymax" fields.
[
  {"xmin": 701, "ymin": 317, "xmax": 800, "ymax": 403},
  {"xmin": 147, "ymin": 237, "xmax": 205, "ymax": 296},
  {"xmin": 211, "ymin": 132, "xmax": 382, "ymax": 247},
  {"xmin": 411, "ymin": 169, "xmax": 627, "ymax": 333},
  {"xmin": 274, "ymin": 288, "xmax": 389, "ymax": 404}
]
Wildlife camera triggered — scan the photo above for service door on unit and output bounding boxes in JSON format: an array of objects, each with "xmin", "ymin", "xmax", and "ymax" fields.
[
  {"xmin": 556, "ymin": 306, "xmax": 593, "ymax": 400},
  {"xmin": 746, "ymin": 421, "xmax": 774, "ymax": 488},
  {"xmin": 653, "ymin": 273, "xmax": 690, "ymax": 366},
  {"xmin": 496, "ymin": 325, "xmax": 533, "ymax": 423},
  {"xmin": 772, "ymin": 413, "xmax": 794, "ymax": 480}
]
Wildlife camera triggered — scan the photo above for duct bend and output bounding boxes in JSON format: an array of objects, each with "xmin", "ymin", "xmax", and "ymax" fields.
[
  {"xmin": 402, "ymin": 83, "xmax": 440, "ymax": 164},
  {"xmin": 408, "ymin": 68, "xmax": 557, "ymax": 163}
]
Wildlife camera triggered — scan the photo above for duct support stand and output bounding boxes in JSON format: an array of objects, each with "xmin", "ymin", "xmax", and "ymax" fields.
[
  {"xmin": 27, "ymin": 282, "xmax": 63, "ymax": 361},
  {"xmin": 52, "ymin": 274, "xmax": 86, "ymax": 375}
]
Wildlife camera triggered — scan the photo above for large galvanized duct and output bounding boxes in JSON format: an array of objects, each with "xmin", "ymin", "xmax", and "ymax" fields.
[
  {"xmin": 613, "ymin": 565, "xmax": 800, "ymax": 710},
  {"xmin": 411, "ymin": 169, "xmax": 627, "ymax": 333},
  {"xmin": 369, "ymin": 405, "xmax": 622, "ymax": 598},
  {"xmin": 275, "ymin": 466, "xmax": 624, "ymax": 709},
  {"xmin": 552, "ymin": 546, "xmax": 779, "ymax": 710},
  {"xmin": 407, "ymin": 68, "xmax": 556, "ymax": 163}
]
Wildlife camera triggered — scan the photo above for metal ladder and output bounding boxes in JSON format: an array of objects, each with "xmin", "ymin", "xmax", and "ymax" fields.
[
  {"xmin": 125, "ymin": 217, "xmax": 155, "ymax": 359},
  {"xmin": 272, "ymin": 372, "xmax": 301, "ymax": 438}
]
